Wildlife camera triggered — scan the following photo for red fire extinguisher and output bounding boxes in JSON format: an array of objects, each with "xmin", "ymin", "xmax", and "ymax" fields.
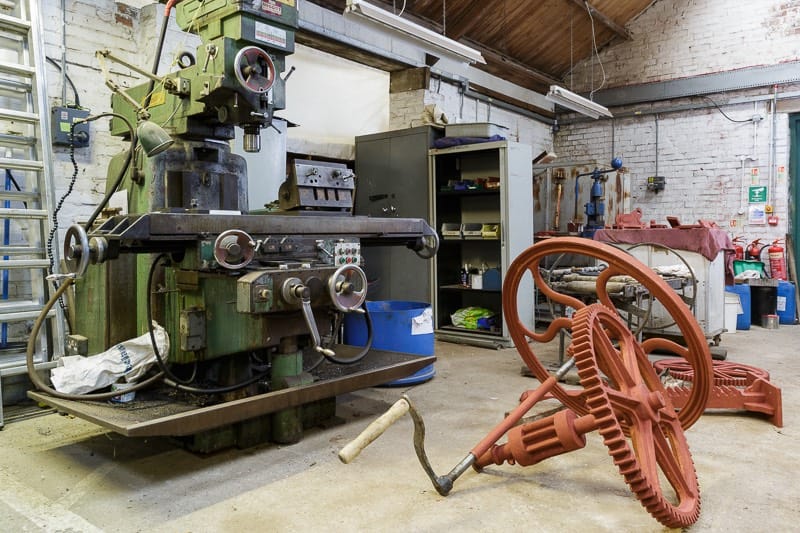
[
  {"xmin": 745, "ymin": 238, "xmax": 765, "ymax": 261},
  {"xmin": 768, "ymin": 239, "xmax": 787, "ymax": 280},
  {"xmin": 732, "ymin": 236, "xmax": 744, "ymax": 260}
]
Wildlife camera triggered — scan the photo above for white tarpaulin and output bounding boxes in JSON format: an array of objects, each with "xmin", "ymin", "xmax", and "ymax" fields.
[{"xmin": 50, "ymin": 323, "xmax": 169, "ymax": 395}]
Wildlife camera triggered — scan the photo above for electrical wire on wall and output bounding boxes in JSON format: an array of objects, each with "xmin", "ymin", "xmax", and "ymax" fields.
[
  {"xmin": 585, "ymin": 1, "xmax": 607, "ymax": 101},
  {"xmin": 701, "ymin": 95, "xmax": 754, "ymax": 123}
]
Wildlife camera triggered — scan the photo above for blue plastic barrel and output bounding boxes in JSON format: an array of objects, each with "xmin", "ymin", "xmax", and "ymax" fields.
[
  {"xmin": 777, "ymin": 281, "xmax": 796, "ymax": 325},
  {"xmin": 344, "ymin": 301, "xmax": 435, "ymax": 385},
  {"xmin": 725, "ymin": 284, "xmax": 751, "ymax": 330}
]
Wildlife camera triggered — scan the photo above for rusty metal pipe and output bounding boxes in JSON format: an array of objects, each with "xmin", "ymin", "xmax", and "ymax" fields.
[{"xmin": 553, "ymin": 181, "xmax": 563, "ymax": 231}]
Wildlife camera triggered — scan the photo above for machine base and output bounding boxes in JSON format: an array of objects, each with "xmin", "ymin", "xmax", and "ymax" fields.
[{"xmin": 28, "ymin": 347, "xmax": 435, "ymax": 438}]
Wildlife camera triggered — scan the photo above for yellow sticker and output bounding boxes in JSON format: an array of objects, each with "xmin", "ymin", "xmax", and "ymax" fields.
[
  {"xmin": 60, "ymin": 122, "xmax": 70, "ymax": 132},
  {"xmin": 274, "ymin": 0, "xmax": 295, "ymax": 6},
  {"xmin": 149, "ymin": 91, "xmax": 166, "ymax": 108}
]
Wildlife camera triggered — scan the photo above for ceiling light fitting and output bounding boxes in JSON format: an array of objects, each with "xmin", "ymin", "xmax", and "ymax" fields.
[
  {"xmin": 344, "ymin": 0, "xmax": 486, "ymax": 65},
  {"xmin": 546, "ymin": 85, "xmax": 613, "ymax": 119}
]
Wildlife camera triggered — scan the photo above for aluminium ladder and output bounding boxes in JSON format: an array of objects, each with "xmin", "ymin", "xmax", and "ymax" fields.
[{"xmin": 0, "ymin": 0, "xmax": 65, "ymax": 427}]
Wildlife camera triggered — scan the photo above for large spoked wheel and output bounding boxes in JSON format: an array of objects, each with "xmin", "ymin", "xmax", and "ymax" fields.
[
  {"xmin": 234, "ymin": 46, "xmax": 276, "ymax": 94},
  {"xmin": 571, "ymin": 304, "xmax": 700, "ymax": 528},
  {"xmin": 502, "ymin": 237, "xmax": 712, "ymax": 430}
]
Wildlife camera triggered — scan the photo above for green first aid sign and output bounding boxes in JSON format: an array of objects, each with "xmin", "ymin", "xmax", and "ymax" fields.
[{"xmin": 749, "ymin": 186, "xmax": 767, "ymax": 203}]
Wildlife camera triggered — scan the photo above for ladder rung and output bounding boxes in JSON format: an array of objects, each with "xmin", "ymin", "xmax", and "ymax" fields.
[
  {"xmin": 0, "ymin": 300, "xmax": 47, "ymax": 314},
  {"xmin": 0, "ymin": 13, "xmax": 31, "ymax": 33},
  {"xmin": 0, "ymin": 207, "xmax": 47, "ymax": 219},
  {"xmin": 0, "ymin": 307, "xmax": 55, "ymax": 323},
  {"xmin": 0, "ymin": 108, "xmax": 39, "ymax": 123},
  {"xmin": 0, "ymin": 158, "xmax": 44, "ymax": 172},
  {"xmin": 0, "ymin": 133, "xmax": 37, "ymax": 147},
  {"xmin": 0, "ymin": 258, "xmax": 49, "ymax": 269},
  {"xmin": 0, "ymin": 359, "xmax": 55, "ymax": 375},
  {"xmin": 0, "ymin": 190, "xmax": 39, "ymax": 202},
  {"xmin": 0, "ymin": 245, "xmax": 45, "ymax": 256},
  {"xmin": 0, "ymin": 60, "xmax": 34, "ymax": 78},
  {"xmin": 0, "ymin": 78, "xmax": 32, "ymax": 92}
]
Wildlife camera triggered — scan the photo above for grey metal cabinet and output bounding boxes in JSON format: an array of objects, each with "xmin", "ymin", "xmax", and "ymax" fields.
[
  {"xmin": 429, "ymin": 141, "xmax": 534, "ymax": 348},
  {"xmin": 354, "ymin": 126, "xmax": 443, "ymax": 303}
]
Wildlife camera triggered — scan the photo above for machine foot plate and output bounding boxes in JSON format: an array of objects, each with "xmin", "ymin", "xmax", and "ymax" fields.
[{"xmin": 28, "ymin": 347, "xmax": 434, "ymax": 437}]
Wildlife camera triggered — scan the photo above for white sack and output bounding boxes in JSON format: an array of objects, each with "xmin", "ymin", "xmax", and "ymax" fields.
[{"xmin": 50, "ymin": 322, "xmax": 170, "ymax": 395}]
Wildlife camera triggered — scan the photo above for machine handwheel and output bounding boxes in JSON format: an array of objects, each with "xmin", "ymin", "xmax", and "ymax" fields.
[
  {"xmin": 63, "ymin": 223, "xmax": 90, "ymax": 277},
  {"xmin": 413, "ymin": 229, "xmax": 440, "ymax": 259},
  {"xmin": 328, "ymin": 264, "xmax": 368, "ymax": 312},
  {"xmin": 502, "ymin": 237, "xmax": 712, "ymax": 430},
  {"xmin": 233, "ymin": 46, "xmax": 276, "ymax": 94},
  {"xmin": 213, "ymin": 229, "xmax": 255, "ymax": 269},
  {"xmin": 571, "ymin": 304, "xmax": 700, "ymax": 528}
]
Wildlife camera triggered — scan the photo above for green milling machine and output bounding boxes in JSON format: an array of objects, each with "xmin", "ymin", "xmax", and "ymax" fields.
[{"xmin": 29, "ymin": 0, "xmax": 438, "ymax": 451}]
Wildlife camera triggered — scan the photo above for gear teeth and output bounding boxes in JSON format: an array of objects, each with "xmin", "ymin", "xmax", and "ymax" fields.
[{"xmin": 570, "ymin": 304, "xmax": 701, "ymax": 529}]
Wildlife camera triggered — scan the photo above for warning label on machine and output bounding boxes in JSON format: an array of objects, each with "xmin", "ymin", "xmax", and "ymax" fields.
[{"xmin": 255, "ymin": 21, "xmax": 288, "ymax": 49}]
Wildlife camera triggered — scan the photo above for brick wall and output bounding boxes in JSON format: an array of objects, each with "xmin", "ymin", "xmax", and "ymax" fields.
[
  {"xmin": 42, "ymin": 0, "xmax": 150, "ymax": 239},
  {"xmin": 569, "ymin": 0, "xmax": 800, "ymax": 91},
  {"xmin": 557, "ymin": 0, "xmax": 797, "ymax": 244}
]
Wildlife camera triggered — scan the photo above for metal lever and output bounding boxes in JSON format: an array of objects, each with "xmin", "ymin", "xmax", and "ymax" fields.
[
  {"xmin": 300, "ymin": 297, "xmax": 335, "ymax": 357},
  {"xmin": 281, "ymin": 278, "xmax": 335, "ymax": 357},
  {"xmin": 339, "ymin": 358, "xmax": 577, "ymax": 496}
]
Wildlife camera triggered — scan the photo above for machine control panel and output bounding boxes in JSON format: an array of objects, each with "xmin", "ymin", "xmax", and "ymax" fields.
[{"xmin": 334, "ymin": 240, "xmax": 361, "ymax": 266}]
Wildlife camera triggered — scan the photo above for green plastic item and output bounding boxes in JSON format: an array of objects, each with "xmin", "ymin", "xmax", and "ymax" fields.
[
  {"xmin": 450, "ymin": 307, "xmax": 496, "ymax": 330},
  {"xmin": 733, "ymin": 260, "xmax": 765, "ymax": 278}
]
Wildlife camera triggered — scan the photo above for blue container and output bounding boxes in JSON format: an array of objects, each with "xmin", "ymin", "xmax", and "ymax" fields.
[
  {"xmin": 725, "ymin": 284, "xmax": 751, "ymax": 330},
  {"xmin": 344, "ymin": 301, "xmax": 435, "ymax": 385},
  {"xmin": 777, "ymin": 281, "xmax": 796, "ymax": 325}
]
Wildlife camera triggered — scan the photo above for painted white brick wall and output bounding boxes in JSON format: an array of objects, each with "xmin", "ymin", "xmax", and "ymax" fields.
[
  {"xmin": 557, "ymin": 0, "xmax": 797, "ymax": 246},
  {"xmin": 555, "ymin": 91, "xmax": 793, "ymax": 244},
  {"xmin": 42, "ymin": 0, "xmax": 149, "ymax": 246},
  {"xmin": 569, "ymin": 0, "xmax": 800, "ymax": 90}
]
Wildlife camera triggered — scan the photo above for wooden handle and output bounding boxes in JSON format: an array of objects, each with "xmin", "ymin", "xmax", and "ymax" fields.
[{"xmin": 338, "ymin": 398, "xmax": 410, "ymax": 464}]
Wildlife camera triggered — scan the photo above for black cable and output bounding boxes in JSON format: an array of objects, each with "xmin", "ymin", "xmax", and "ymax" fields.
[
  {"xmin": 26, "ymin": 276, "xmax": 166, "ymax": 401},
  {"xmin": 80, "ymin": 113, "xmax": 136, "ymax": 230},
  {"xmin": 324, "ymin": 307, "xmax": 373, "ymax": 365},
  {"xmin": 145, "ymin": 253, "xmax": 270, "ymax": 394},
  {"xmin": 702, "ymin": 95, "xmax": 753, "ymax": 123},
  {"xmin": 3, "ymin": 170, "xmax": 26, "ymax": 204},
  {"xmin": 45, "ymin": 56, "xmax": 80, "ymax": 107},
  {"xmin": 47, "ymin": 122, "xmax": 80, "ymax": 276}
]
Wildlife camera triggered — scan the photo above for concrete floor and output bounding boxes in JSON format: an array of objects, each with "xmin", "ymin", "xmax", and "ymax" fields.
[{"xmin": 1, "ymin": 325, "xmax": 798, "ymax": 532}]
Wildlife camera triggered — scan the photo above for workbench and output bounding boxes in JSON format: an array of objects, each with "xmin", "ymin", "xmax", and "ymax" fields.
[{"xmin": 594, "ymin": 227, "xmax": 733, "ymax": 344}]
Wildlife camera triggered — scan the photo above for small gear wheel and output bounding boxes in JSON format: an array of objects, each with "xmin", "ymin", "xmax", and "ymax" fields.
[{"xmin": 571, "ymin": 303, "xmax": 701, "ymax": 528}]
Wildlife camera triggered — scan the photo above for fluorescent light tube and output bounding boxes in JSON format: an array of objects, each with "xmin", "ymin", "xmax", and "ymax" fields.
[
  {"xmin": 546, "ymin": 85, "xmax": 613, "ymax": 119},
  {"xmin": 345, "ymin": 0, "xmax": 486, "ymax": 65}
]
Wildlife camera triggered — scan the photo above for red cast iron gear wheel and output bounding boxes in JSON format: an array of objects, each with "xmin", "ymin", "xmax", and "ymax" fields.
[
  {"xmin": 502, "ymin": 237, "xmax": 712, "ymax": 430},
  {"xmin": 571, "ymin": 304, "xmax": 701, "ymax": 528}
]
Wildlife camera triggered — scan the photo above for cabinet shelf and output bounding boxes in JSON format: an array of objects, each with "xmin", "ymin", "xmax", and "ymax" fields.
[
  {"xmin": 439, "ymin": 284, "xmax": 501, "ymax": 293},
  {"xmin": 437, "ymin": 189, "xmax": 499, "ymax": 197},
  {"xmin": 430, "ymin": 141, "xmax": 533, "ymax": 348},
  {"xmin": 439, "ymin": 238, "xmax": 500, "ymax": 242},
  {"xmin": 438, "ymin": 324, "xmax": 504, "ymax": 337}
]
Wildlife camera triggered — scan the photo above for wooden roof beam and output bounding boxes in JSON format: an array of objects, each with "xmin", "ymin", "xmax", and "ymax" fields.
[
  {"xmin": 466, "ymin": 40, "xmax": 562, "ymax": 87},
  {"xmin": 445, "ymin": 1, "xmax": 498, "ymax": 41},
  {"xmin": 566, "ymin": 0, "xmax": 632, "ymax": 40}
]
